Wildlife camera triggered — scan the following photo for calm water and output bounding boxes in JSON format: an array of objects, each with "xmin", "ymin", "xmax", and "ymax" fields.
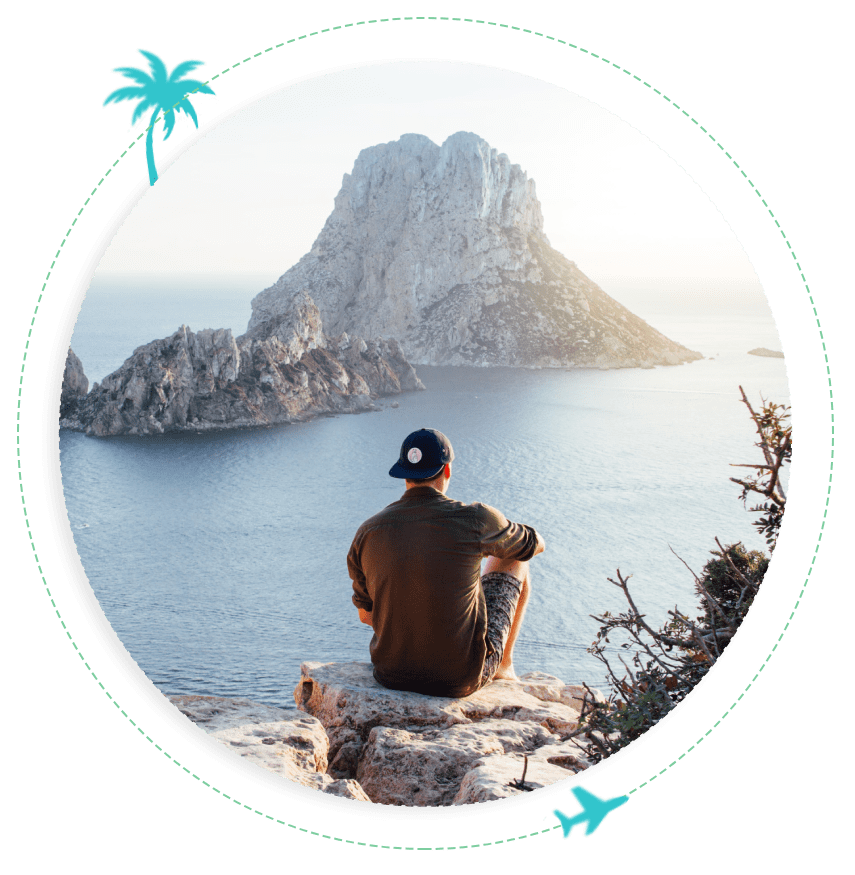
[{"xmin": 61, "ymin": 278, "xmax": 789, "ymax": 706}]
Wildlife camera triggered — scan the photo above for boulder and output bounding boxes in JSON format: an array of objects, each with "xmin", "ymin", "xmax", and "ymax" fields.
[
  {"xmin": 356, "ymin": 719, "xmax": 556, "ymax": 806},
  {"xmin": 453, "ymin": 753, "xmax": 577, "ymax": 805},
  {"xmin": 293, "ymin": 661, "xmax": 601, "ymax": 804},
  {"xmin": 168, "ymin": 669, "xmax": 603, "ymax": 807},
  {"xmin": 168, "ymin": 694, "xmax": 370, "ymax": 801}
]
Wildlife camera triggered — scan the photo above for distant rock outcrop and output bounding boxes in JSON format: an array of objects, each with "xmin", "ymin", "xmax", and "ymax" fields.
[
  {"xmin": 60, "ymin": 292, "xmax": 424, "ymax": 436},
  {"xmin": 60, "ymin": 347, "xmax": 89, "ymax": 404},
  {"xmin": 249, "ymin": 131, "xmax": 702, "ymax": 369},
  {"xmin": 168, "ymin": 663, "xmax": 603, "ymax": 806},
  {"xmin": 748, "ymin": 347, "xmax": 784, "ymax": 359},
  {"xmin": 62, "ymin": 132, "xmax": 705, "ymax": 436}
]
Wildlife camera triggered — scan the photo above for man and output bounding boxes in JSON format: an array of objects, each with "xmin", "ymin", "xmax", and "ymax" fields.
[{"xmin": 347, "ymin": 428, "xmax": 545, "ymax": 698}]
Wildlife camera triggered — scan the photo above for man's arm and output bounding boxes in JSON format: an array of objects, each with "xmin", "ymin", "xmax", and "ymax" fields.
[
  {"xmin": 348, "ymin": 531, "xmax": 375, "ymax": 625},
  {"xmin": 479, "ymin": 504, "xmax": 544, "ymax": 563}
]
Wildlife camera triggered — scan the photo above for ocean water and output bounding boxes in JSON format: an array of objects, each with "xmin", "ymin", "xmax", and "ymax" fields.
[{"xmin": 61, "ymin": 277, "xmax": 789, "ymax": 706}]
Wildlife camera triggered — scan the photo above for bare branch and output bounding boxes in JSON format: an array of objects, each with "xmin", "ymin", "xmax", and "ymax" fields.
[
  {"xmin": 606, "ymin": 569, "xmax": 687, "ymax": 648},
  {"xmin": 669, "ymin": 545, "xmax": 701, "ymax": 584},
  {"xmin": 739, "ymin": 385, "xmax": 774, "ymax": 467},
  {"xmin": 581, "ymin": 386, "xmax": 786, "ymax": 764}
]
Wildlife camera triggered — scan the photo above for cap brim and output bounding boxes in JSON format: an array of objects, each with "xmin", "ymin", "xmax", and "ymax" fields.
[{"xmin": 389, "ymin": 461, "xmax": 445, "ymax": 480}]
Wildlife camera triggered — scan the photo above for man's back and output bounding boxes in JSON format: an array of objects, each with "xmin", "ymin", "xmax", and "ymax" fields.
[{"xmin": 348, "ymin": 485, "xmax": 537, "ymax": 697}]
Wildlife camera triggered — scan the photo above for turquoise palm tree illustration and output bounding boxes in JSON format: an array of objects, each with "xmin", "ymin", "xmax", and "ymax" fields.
[{"xmin": 104, "ymin": 50, "xmax": 215, "ymax": 186}]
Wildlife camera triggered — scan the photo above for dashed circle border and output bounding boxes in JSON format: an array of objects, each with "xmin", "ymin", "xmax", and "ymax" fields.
[{"xmin": 17, "ymin": 16, "xmax": 832, "ymax": 849}]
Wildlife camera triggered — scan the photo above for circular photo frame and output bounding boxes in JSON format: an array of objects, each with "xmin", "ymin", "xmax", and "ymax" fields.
[{"xmin": 8, "ymin": 8, "xmax": 839, "ymax": 867}]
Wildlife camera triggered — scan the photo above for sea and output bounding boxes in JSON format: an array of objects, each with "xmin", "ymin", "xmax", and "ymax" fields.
[{"xmin": 60, "ymin": 276, "xmax": 790, "ymax": 707}]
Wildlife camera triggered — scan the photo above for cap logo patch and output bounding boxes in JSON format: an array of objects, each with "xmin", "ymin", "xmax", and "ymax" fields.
[{"xmin": 407, "ymin": 447, "xmax": 423, "ymax": 463}]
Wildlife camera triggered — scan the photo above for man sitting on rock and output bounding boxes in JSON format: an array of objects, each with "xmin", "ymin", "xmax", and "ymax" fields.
[{"xmin": 347, "ymin": 428, "xmax": 545, "ymax": 698}]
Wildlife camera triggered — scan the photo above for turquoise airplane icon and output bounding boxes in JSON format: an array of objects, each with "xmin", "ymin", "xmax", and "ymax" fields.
[{"xmin": 554, "ymin": 787, "xmax": 629, "ymax": 836}]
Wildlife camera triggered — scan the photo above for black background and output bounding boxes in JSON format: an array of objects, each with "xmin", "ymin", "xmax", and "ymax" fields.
[{"xmin": 20, "ymin": 12, "xmax": 841, "ymax": 863}]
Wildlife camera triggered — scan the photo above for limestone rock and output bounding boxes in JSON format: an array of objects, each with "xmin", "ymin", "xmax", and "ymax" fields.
[
  {"xmin": 517, "ymin": 670, "xmax": 607, "ymax": 711},
  {"xmin": 60, "ymin": 347, "xmax": 89, "ymax": 404},
  {"xmin": 167, "ymin": 672, "xmax": 597, "ymax": 807},
  {"xmin": 453, "ymin": 753, "xmax": 577, "ymax": 805},
  {"xmin": 63, "ymin": 296, "xmax": 424, "ymax": 435},
  {"xmin": 249, "ymin": 131, "xmax": 702, "ymax": 370},
  {"xmin": 356, "ymin": 719, "xmax": 557, "ymax": 806},
  {"xmin": 168, "ymin": 693, "xmax": 371, "ymax": 801},
  {"xmin": 292, "ymin": 662, "xmax": 594, "ymax": 806},
  {"xmin": 748, "ymin": 347, "xmax": 784, "ymax": 358}
]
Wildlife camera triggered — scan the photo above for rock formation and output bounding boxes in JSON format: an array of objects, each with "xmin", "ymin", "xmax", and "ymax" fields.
[
  {"xmin": 249, "ymin": 131, "xmax": 702, "ymax": 369},
  {"xmin": 60, "ymin": 292, "xmax": 424, "ymax": 436},
  {"xmin": 169, "ymin": 694, "xmax": 370, "ymax": 800},
  {"xmin": 62, "ymin": 132, "xmax": 705, "ymax": 435},
  {"xmin": 60, "ymin": 347, "xmax": 89, "ymax": 404},
  {"xmin": 168, "ymin": 663, "xmax": 603, "ymax": 805},
  {"xmin": 748, "ymin": 347, "xmax": 784, "ymax": 358}
]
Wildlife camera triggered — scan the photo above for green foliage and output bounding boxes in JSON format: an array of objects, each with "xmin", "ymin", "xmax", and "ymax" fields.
[
  {"xmin": 574, "ymin": 389, "xmax": 790, "ymax": 763},
  {"xmin": 698, "ymin": 542, "xmax": 768, "ymax": 625}
]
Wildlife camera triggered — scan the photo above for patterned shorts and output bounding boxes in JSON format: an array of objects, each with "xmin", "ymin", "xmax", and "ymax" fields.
[{"xmin": 479, "ymin": 571, "xmax": 524, "ymax": 689}]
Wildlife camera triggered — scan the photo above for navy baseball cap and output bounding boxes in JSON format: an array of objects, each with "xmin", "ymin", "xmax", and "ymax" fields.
[{"xmin": 389, "ymin": 428, "xmax": 455, "ymax": 480}]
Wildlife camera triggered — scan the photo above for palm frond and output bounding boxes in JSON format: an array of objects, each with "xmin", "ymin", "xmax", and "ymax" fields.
[
  {"xmin": 169, "ymin": 60, "xmax": 204, "ymax": 82},
  {"xmin": 112, "ymin": 66, "xmax": 154, "ymax": 86},
  {"xmin": 175, "ymin": 98, "xmax": 199, "ymax": 127},
  {"xmin": 139, "ymin": 50, "xmax": 169, "ymax": 83},
  {"xmin": 173, "ymin": 79, "xmax": 215, "ymax": 97},
  {"xmin": 161, "ymin": 109, "xmax": 177, "ymax": 140},
  {"xmin": 103, "ymin": 86, "xmax": 146, "ymax": 106}
]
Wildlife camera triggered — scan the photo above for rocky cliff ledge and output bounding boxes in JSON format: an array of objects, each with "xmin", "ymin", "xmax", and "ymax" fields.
[
  {"xmin": 249, "ymin": 131, "xmax": 702, "ymax": 370},
  {"xmin": 173, "ymin": 661, "xmax": 601, "ymax": 806},
  {"xmin": 60, "ymin": 292, "xmax": 423, "ymax": 436}
]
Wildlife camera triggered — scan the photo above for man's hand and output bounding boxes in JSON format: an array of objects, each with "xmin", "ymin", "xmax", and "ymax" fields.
[{"xmin": 358, "ymin": 608, "xmax": 373, "ymax": 627}]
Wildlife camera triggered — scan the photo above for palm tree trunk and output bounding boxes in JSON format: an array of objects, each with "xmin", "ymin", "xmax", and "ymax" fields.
[{"xmin": 145, "ymin": 109, "xmax": 160, "ymax": 186}]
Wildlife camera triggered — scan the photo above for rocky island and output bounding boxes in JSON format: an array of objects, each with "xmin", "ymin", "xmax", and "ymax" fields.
[
  {"xmin": 249, "ymin": 131, "xmax": 702, "ymax": 369},
  {"xmin": 171, "ymin": 661, "xmax": 600, "ymax": 806},
  {"xmin": 60, "ymin": 294, "xmax": 423, "ymax": 436},
  {"xmin": 61, "ymin": 131, "xmax": 701, "ymax": 436}
]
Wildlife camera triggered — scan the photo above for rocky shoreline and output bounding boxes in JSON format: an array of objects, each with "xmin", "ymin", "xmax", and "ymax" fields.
[
  {"xmin": 60, "ymin": 293, "xmax": 424, "ymax": 437},
  {"xmin": 171, "ymin": 661, "xmax": 601, "ymax": 806}
]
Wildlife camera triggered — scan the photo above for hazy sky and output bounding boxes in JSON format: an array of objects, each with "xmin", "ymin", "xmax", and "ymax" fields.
[{"xmin": 96, "ymin": 60, "xmax": 763, "ymax": 298}]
